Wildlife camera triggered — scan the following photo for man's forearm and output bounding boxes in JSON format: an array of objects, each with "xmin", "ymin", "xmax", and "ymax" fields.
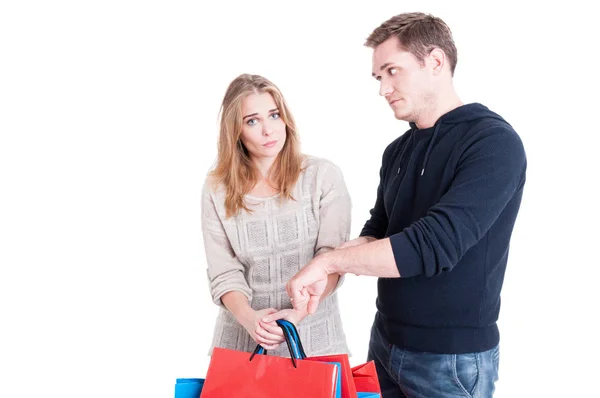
[
  {"xmin": 322, "ymin": 273, "xmax": 340, "ymax": 298},
  {"xmin": 325, "ymin": 238, "xmax": 400, "ymax": 278}
]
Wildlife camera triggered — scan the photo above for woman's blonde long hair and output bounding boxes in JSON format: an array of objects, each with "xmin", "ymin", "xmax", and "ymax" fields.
[{"xmin": 209, "ymin": 74, "xmax": 303, "ymax": 218}]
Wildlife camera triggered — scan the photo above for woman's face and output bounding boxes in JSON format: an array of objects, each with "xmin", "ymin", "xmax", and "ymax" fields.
[{"xmin": 239, "ymin": 92, "xmax": 287, "ymax": 161}]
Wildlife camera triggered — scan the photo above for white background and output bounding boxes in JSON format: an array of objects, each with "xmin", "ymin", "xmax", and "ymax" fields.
[{"xmin": 1, "ymin": 1, "xmax": 598, "ymax": 397}]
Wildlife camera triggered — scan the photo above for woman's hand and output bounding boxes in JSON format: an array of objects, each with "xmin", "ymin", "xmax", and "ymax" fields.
[{"xmin": 239, "ymin": 308, "xmax": 285, "ymax": 350}]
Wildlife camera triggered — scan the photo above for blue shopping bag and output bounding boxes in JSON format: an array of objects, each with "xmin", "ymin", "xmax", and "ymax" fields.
[
  {"xmin": 277, "ymin": 320, "xmax": 342, "ymax": 398},
  {"xmin": 330, "ymin": 361, "xmax": 342, "ymax": 398},
  {"xmin": 174, "ymin": 377, "xmax": 204, "ymax": 398}
]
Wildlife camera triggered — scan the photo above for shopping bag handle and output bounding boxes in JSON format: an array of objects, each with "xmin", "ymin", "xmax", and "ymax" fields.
[
  {"xmin": 277, "ymin": 319, "xmax": 307, "ymax": 359},
  {"xmin": 249, "ymin": 319, "xmax": 307, "ymax": 368}
]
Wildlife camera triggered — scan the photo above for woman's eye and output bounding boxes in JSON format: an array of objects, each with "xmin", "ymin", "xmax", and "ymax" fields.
[
  {"xmin": 247, "ymin": 118, "xmax": 258, "ymax": 125},
  {"xmin": 388, "ymin": 67, "xmax": 398, "ymax": 76},
  {"xmin": 270, "ymin": 112, "xmax": 280, "ymax": 119}
]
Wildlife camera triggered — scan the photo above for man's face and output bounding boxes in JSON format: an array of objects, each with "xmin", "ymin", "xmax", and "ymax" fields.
[{"xmin": 372, "ymin": 36, "xmax": 435, "ymax": 123}]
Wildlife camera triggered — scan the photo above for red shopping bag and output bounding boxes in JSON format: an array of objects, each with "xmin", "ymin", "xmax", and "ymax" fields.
[
  {"xmin": 200, "ymin": 347, "xmax": 338, "ymax": 397},
  {"xmin": 308, "ymin": 355, "xmax": 382, "ymax": 398},
  {"xmin": 351, "ymin": 361, "xmax": 381, "ymax": 394},
  {"xmin": 200, "ymin": 320, "xmax": 339, "ymax": 397},
  {"xmin": 306, "ymin": 354, "xmax": 357, "ymax": 398}
]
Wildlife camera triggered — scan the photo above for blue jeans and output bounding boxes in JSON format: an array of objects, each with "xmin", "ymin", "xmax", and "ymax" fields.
[{"xmin": 367, "ymin": 320, "xmax": 499, "ymax": 397}]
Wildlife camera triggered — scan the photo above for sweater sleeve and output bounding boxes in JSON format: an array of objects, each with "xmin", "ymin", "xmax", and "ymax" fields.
[
  {"xmin": 313, "ymin": 160, "xmax": 352, "ymax": 293},
  {"xmin": 201, "ymin": 181, "xmax": 253, "ymax": 307},
  {"xmin": 389, "ymin": 126, "xmax": 527, "ymax": 278}
]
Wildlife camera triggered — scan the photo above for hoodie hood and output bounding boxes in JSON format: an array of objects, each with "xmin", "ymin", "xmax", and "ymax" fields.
[{"xmin": 409, "ymin": 103, "xmax": 508, "ymax": 176}]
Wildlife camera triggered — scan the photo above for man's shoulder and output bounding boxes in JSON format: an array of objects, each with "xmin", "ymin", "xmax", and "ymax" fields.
[
  {"xmin": 455, "ymin": 116, "xmax": 526, "ymax": 166},
  {"xmin": 454, "ymin": 112, "xmax": 520, "ymax": 147}
]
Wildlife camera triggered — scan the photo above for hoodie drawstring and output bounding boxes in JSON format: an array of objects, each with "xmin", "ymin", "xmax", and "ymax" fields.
[
  {"xmin": 421, "ymin": 122, "xmax": 442, "ymax": 176},
  {"xmin": 396, "ymin": 130, "xmax": 414, "ymax": 174}
]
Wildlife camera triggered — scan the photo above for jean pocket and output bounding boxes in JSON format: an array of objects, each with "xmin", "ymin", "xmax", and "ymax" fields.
[{"xmin": 453, "ymin": 352, "xmax": 479, "ymax": 397}]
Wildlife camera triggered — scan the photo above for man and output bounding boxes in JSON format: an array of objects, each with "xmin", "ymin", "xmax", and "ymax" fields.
[{"xmin": 286, "ymin": 12, "xmax": 527, "ymax": 397}]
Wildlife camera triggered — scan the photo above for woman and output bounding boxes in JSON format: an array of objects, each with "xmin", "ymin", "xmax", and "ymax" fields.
[{"xmin": 202, "ymin": 73, "xmax": 351, "ymax": 357}]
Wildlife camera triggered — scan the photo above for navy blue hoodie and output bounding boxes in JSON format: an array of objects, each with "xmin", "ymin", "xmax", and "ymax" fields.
[{"xmin": 360, "ymin": 103, "xmax": 527, "ymax": 354}]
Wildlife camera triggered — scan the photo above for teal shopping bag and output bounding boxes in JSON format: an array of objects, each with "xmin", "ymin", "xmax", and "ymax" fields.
[
  {"xmin": 329, "ymin": 361, "xmax": 342, "ymax": 398},
  {"xmin": 174, "ymin": 378, "xmax": 204, "ymax": 398}
]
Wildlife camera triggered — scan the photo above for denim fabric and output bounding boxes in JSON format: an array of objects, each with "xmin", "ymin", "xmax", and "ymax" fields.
[{"xmin": 367, "ymin": 320, "xmax": 499, "ymax": 397}]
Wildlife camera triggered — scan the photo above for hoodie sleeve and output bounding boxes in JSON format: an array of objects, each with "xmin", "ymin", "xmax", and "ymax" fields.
[
  {"xmin": 389, "ymin": 125, "xmax": 527, "ymax": 278},
  {"xmin": 359, "ymin": 165, "xmax": 389, "ymax": 239},
  {"xmin": 360, "ymin": 141, "xmax": 396, "ymax": 239}
]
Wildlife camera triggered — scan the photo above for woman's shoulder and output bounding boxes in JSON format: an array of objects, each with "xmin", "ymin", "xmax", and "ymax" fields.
[
  {"xmin": 302, "ymin": 155, "xmax": 342, "ymax": 174},
  {"xmin": 298, "ymin": 155, "xmax": 346, "ymax": 194},
  {"xmin": 202, "ymin": 174, "xmax": 226, "ymax": 198}
]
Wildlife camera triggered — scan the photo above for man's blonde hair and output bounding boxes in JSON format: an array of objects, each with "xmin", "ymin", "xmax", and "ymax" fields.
[{"xmin": 365, "ymin": 12, "xmax": 458, "ymax": 75}]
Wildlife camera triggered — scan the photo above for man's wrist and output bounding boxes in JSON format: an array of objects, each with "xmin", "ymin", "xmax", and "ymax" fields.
[
  {"xmin": 296, "ymin": 306, "xmax": 309, "ymax": 322},
  {"xmin": 362, "ymin": 235, "xmax": 377, "ymax": 243},
  {"xmin": 321, "ymin": 249, "xmax": 343, "ymax": 274}
]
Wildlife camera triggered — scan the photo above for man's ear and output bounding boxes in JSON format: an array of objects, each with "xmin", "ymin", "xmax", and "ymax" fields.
[{"xmin": 427, "ymin": 48, "xmax": 446, "ymax": 76}]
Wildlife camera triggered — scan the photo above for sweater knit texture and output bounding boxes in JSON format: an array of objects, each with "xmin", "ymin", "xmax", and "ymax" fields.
[{"xmin": 202, "ymin": 156, "xmax": 351, "ymax": 357}]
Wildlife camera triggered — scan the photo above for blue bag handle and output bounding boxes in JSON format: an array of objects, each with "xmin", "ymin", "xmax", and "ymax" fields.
[
  {"xmin": 249, "ymin": 319, "xmax": 307, "ymax": 367},
  {"xmin": 250, "ymin": 320, "xmax": 342, "ymax": 398},
  {"xmin": 277, "ymin": 319, "xmax": 307, "ymax": 359}
]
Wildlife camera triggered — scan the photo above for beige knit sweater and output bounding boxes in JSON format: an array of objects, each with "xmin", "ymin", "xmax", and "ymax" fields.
[{"xmin": 201, "ymin": 156, "xmax": 351, "ymax": 357}]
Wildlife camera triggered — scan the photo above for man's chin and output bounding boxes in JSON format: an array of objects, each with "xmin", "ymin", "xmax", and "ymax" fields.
[
  {"xmin": 393, "ymin": 111, "xmax": 410, "ymax": 121},
  {"xmin": 391, "ymin": 105, "xmax": 410, "ymax": 121}
]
